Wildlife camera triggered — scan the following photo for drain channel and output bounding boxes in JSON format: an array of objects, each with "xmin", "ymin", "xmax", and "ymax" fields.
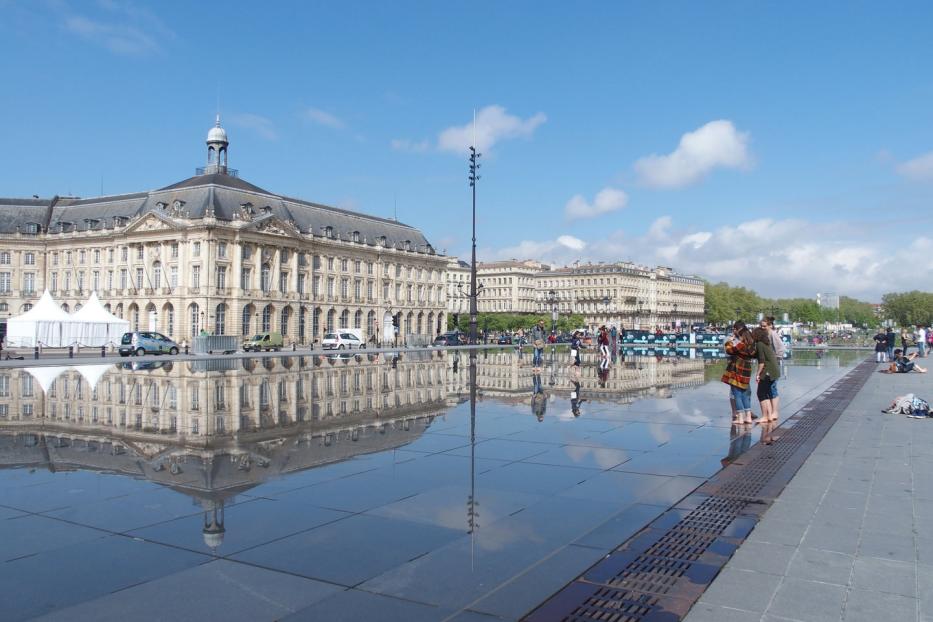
[{"xmin": 524, "ymin": 358, "xmax": 876, "ymax": 622}]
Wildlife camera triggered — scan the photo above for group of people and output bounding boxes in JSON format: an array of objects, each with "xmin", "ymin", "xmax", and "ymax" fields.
[
  {"xmin": 873, "ymin": 325, "xmax": 929, "ymax": 373},
  {"xmin": 722, "ymin": 316, "xmax": 785, "ymax": 425}
]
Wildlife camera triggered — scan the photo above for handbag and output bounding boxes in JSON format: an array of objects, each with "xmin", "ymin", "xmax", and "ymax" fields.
[{"xmin": 533, "ymin": 338, "xmax": 544, "ymax": 349}]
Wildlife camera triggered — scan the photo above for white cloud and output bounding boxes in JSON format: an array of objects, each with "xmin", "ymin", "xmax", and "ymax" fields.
[
  {"xmin": 564, "ymin": 187, "xmax": 628, "ymax": 220},
  {"xmin": 557, "ymin": 235, "xmax": 586, "ymax": 251},
  {"xmin": 485, "ymin": 216, "xmax": 932, "ymax": 299},
  {"xmin": 303, "ymin": 107, "xmax": 345, "ymax": 130},
  {"xmin": 61, "ymin": 1, "xmax": 174, "ymax": 56},
  {"xmin": 896, "ymin": 151, "xmax": 933, "ymax": 181},
  {"xmin": 437, "ymin": 105, "xmax": 546, "ymax": 154},
  {"xmin": 390, "ymin": 138, "xmax": 431, "ymax": 153},
  {"xmin": 228, "ymin": 113, "xmax": 277, "ymax": 140},
  {"xmin": 634, "ymin": 120, "xmax": 752, "ymax": 188}
]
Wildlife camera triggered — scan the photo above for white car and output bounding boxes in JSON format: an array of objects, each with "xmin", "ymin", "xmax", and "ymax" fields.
[{"xmin": 322, "ymin": 331, "xmax": 366, "ymax": 350}]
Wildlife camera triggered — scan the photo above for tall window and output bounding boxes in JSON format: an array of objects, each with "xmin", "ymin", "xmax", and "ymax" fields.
[
  {"xmin": 136, "ymin": 246, "xmax": 144, "ymax": 261},
  {"xmin": 170, "ymin": 266, "xmax": 178, "ymax": 288},
  {"xmin": 280, "ymin": 307, "xmax": 289, "ymax": 335},
  {"xmin": 217, "ymin": 242, "xmax": 227, "ymax": 258},
  {"xmin": 261, "ymin": 265, "xmax": 271, "ymax": 292},
  {"xmin": 339, "ymin": 309, "xmax": 349, "ymax": 329},
  {"xmin": 313, "ymin": 308, "xmax": 321, "ymax": 337},
  {"xmin": 241, "ymin": 305, "xmax": 251, "ymax": 336},
  {"xmin": 24, "ymin": 252, "xmax": 36, "ymax": 265},
  {"xmin": 298, "ymin": 307, "xmax": 306, "ymax": 342},
  {"xmin": 341, "ymin": 278, "xmax": 349, "ymax": 298},
  {"xmin": 297, "ymin": 274, "xmax": 306, "ymax": 295},
  {"xmin": 216, "ymin": 266, "xmax": 226, "ymax": 289},
  {"xmin": 93, "ymin": 249, "xmax": 100, "ymax": 263},
  {"xmin": 135, "ymin": 268, "xmax": 144, "ymax": 289},
  {"xmin": 326, "ymin": 309, "xmax": 335, "ymax": 332},
  {"xmin": 119, "ymin": 269, "xmax": 127, "ymax": 289},
  {"xmin": 190, "ymin": 304, "xmax": 200, "ymax": 337},
  {"xmin": 167, "ymin": 307, "xmax": 174, "ymax": 336},
  {"xmin": 262, "ymin": 305, "xmax": 272, "ymax": 332},
  {"xmin": 193, "ymin": 241, "xmax": 201, "ymax": 257},
  {"xmin": 0, "ymin": 273, "xmax": 10, "ymax": 293},
  {"xmin": 153, "ymin": 262, "xmax": 161, "ymax": 289},
  {"xmin": 240, "ymin": 268, "xmax": 251, "ymax": 290},
  {"xmin": 92, "ymin": 271, "xmax": 100, "ymax": 292},
  {"xmin": 215, "ymin": 304, "xmax": 226, "ymax": 335},
  {"xmin": 279, "ymin": 271, "xmax": 288, "ymax": 294},
  {"xmin": 77, "ymin": 271, "xmax": 84, "ymax": 292},
  {"xmin": 354, "ymin": 310, "xmax": 363, "ymax": 329},
  {"xmin": 0, "ymin": 252, "xmax": 9, "ymax": 264},
  {"xmin": 23, "ymin": 273, "xmax": 35, "ymax": 294},
  {"xmin": 192, "ymin": 265, "xmax": 201, "ymax": 289}
]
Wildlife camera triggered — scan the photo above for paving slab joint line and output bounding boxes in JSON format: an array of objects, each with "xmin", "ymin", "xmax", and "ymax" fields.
[{"xmin": 520, "ymin": 357, "xmax": 876, "ymax": 622}]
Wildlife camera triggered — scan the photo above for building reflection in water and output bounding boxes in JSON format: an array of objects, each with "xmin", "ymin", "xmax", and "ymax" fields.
[{"xmin": 0, "ymin": 349, "xmax": 707, "ymax": 553}]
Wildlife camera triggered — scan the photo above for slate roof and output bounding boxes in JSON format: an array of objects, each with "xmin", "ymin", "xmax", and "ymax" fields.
[{"xmin": 0, "ymin": 171, "xmax": 435, "ymax": 251}]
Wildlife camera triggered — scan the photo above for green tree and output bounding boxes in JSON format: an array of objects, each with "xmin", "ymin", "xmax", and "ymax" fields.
[{"xmin": 882, "ymin": 291, "xmax": 933, "ymax": 326}]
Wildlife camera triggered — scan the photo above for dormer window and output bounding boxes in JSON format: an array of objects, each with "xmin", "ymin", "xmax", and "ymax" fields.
[
  {"xmin": 156, "ymin": 201, "xmax": 167, "ymax": 211},
  {"xmin": 324, "ymin": 226, "xmax": 334, "ymax": 239},
  {"xmin": 173, "ymin": 200, "xmax": 185, "ymax": 211},
  {"xmin": 23, "ymin": 222, "xmax": 40, "ymax": 235},
  {"xmin": 352, "ymin": 231, "xmax": 361, "ymax": 243},
  {"xmin": 262, "ymin": 205, "xmax": 272, "ymax": 214},
  {"xmin": 113, "ymin": 216, "xmax": 127, "ymax": 227},
  {"xmin": 378, "ymin": 236, "xmax": 387, "ymax": 247},
  {"xmin": 404, "ymin": 240, "xmax": 412, "ymax": 251}
]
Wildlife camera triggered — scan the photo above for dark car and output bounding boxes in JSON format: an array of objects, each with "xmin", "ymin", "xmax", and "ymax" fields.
[
  {"xmin": 433, "ymin": 332, "xmax": 464, "ymax": 346},
  {"xmin": 497, "ymin": 335, "xmax": 512, "ymax": 345}
]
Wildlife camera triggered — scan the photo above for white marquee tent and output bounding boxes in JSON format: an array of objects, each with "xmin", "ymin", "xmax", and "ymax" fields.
[
  {"xmin": 5, "ymin": 291, "xmax": 71, "ymax": 347},
  {"xmin": 69, "ymin": 292, "xmax": 130, "ymax": 347}
]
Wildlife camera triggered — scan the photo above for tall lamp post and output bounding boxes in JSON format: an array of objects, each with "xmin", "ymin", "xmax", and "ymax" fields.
[
  {"xmin": 548, "ymin": 290, "xmax": 558, "ymax": 335},
  {"xmin": 468, "ymin": 144, "xmax": 481, "ymax": 345}
]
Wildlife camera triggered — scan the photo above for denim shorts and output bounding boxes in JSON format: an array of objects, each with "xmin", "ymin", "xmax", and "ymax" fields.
[{"xmin": 731, "ymin": 385, "xmax": 752, "ymax": 411}]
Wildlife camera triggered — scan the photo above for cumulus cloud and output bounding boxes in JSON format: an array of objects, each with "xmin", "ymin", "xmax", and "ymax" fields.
[
  {"xmin": 634, "ymin": 120, "xmax": 752, "ymax": 188},
  {"xmin": 303, "ymin": 107, "xmax": 345, "ymax": 130},
  {"xmin": 896, "ymin": 151, "xmax": 933, "ymax": 181},
  {"xmin": 228, "ymin": 113, "xmax": 277, "ymax": 140},
  {"xmin": 437, "ymin": 105, "xmax": 546, "ymax": 154},
  {"xmin": 486, "ymin": 216, "xmax": 932, "ymax": 299},
  {"xmin": 390, "ymin": 138, "xmax": 431, "ymax": 153},
  {"xmin": 564, "ymin": 187, "xmax": 628, "ymax": 220}
]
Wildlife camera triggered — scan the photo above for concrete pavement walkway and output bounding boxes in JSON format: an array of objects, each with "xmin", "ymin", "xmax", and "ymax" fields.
[{"xmin": 685, "ymin": 361, "xmax": 933, "ymax": 622}]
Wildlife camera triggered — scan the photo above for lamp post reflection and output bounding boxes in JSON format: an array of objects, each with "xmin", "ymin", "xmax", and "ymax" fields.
[{"xmin": 467, "ymin": 351, "xmax": 479, "ymax": 569}]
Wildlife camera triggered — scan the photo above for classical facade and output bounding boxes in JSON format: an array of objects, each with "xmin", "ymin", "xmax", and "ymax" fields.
[
  {"xmin": 444, "ymin": 258, "xmax": 705, "ymax": 331},
  {"xmin": 0, "ymin": 118, "xmax": 447, "ymax": 345}
]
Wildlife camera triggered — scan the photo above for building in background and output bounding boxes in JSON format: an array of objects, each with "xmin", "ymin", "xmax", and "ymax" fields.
[
  {"xmin": 816, "ymin": 292, "xmax": 840, "ymax": 310},
  {"xmin": 0, "ymin": 118, "xmax": 447, "ymax": 345},
  {"xmin": 444, "ymin": 258, "xmax": 705, "ymax": 332}
]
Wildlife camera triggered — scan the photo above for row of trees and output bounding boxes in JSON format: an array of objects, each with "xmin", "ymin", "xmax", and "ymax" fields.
[
  {"xmin": 705, "ymin": 282, "xmax": 933, "ymax": 328},
  {"xmin": 881, "ymin": 291, "xmax": 933, "ymax": 327},
  {"xmin": 447, "ymin": 312, "xmax": 585, "ymax": 334}
]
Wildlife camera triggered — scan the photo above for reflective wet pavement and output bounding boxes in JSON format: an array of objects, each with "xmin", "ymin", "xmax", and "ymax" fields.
[{"xmin": 0, "ymin": 348, "xmax": 866, "ymax": 621}]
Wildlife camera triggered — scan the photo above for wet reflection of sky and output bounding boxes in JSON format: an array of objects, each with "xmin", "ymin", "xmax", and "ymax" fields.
[{"xmin": 0, "ymin": 349, "xmax": 864, "ymax": 621}]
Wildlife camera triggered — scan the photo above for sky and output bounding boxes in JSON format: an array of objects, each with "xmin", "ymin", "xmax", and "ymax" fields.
[{"xmin": 1, "ymin": 1, "xmax": 932, "ymax": 301}]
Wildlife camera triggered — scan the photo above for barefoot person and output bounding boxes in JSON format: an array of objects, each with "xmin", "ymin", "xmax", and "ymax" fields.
[
  {"xmin": 722, "ymin": 321, "xmax": 756, "ymax": 424},
  {"xmin": 887, "ymin": 349, "xmax": 928, "ymax": 373},
  {"xmin": 752, "ymin": 327, "xmax": 780, "ymax": 422}
]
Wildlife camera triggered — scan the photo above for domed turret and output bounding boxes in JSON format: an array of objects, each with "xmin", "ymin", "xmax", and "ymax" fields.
[{"xmin": 205, "ymin": 115, "xmax": 229, "ymax": 174}]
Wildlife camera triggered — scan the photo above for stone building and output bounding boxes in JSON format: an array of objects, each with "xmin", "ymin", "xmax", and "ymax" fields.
[
  {"xmin": 445, "ymin": 258, "xmax": 705, "ymax": 331},
  {"xmin": 0, "ymin": 118, "xmax": 448, "ymax": 345}
]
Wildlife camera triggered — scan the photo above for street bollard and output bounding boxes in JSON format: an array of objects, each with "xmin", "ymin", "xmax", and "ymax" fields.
[
  {"xmin": 34, "ymin": 346, "xmax": 39, "ymax": 359},
  {"xmin": 101, "ymin": 345, "xmax": 106, "ymax": 358},
  {"xmin": 68, "ymin": 346, "xmax": 74, "ymax": 359}
]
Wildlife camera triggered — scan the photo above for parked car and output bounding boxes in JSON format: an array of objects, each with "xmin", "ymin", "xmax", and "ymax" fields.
[
  {"xmin": 497, "ymin": 335, "xmax": 512, "ymax": 345},
  {"xmin": 322, "ymin": 331, "xmax": 365, "ymax": 350},
  {"xmin": 119, "ymin": 332, "xmax": 180, "ymax": 356},
  {"xmin": 433, "ymin": 332, "xmax": 465, "ymax": 346},
  {"xmin": 242, "ymin": 332, "xmax": 284, "ymax": 352}
]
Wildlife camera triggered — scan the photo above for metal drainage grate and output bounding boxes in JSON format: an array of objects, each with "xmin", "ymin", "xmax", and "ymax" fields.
[{"xmin": 525, "ymin": 358, "xmax": 876, "ymax": 622}]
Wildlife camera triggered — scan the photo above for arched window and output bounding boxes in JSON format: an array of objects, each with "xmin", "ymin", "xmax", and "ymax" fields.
[
  {"xmin": 189, "ymin": 303, "xmax": 200, "ymax": 337},
  {"xmin": 339, "ymin": 309, "xmax": 349, "ymax": 329},
  {"xmin": 326, "ymin": 309, "xmax": 335, "ymax": 332},
  {"xmin": 354, "ymin": 310, "xmax": 363, "ymax": 329},
  {"xmin": 215, "ymin": 304, "xmax": 226, "ymax": 335},
  {"xmin": 298, "ymin": 307, "xmax": 307, "ymax": 342},
  {"xmin": 128, "ymin": 304, "xmax": 139, "ymax": 331},
  {"xmin": 152, "ymin": 261, "xmax": 162, "ymax": 289},
  {"xmin": 262, "ymin": 305, "xmax": 273, "ymax": 332},
  {"xmin": 367, "ymin": 311, "xmax": 376, "ymax": 337},
  {"xmin": 427, "ymin": 312, "xmax": 434, "ymax": 335},
  {"xmin": 163, "ymin": 303, "xmax": 174, "ymax": 336},
  {"xmin": 280, "ymin": 307, "xmax": 290, "ymax": 336},
  {"xmin": 115, "ymin": 303, "xmax": 123, "ymax": 319},
  {"xmin": 405, "ymin": 312, "xmax": 413, "ymax": 335},
  {"xmin": 416, "ymin": 312, "xmax": 423, "ymax": 335},
  {"xmin": 61, "ymin": 303, "xmax": 70, "ymax": 312},
  {"xmin": 313, "ymin": 308, "xmax": 321, "ymax": 338},
  {"xmin": 241, "ymin": 304, "xmax": 252, "ymax": 336}
]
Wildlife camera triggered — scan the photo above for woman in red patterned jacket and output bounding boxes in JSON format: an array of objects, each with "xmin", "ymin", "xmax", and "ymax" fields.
[{"xmin": 722, "ymin": 321, "xmax": 756, "ymax": 424}]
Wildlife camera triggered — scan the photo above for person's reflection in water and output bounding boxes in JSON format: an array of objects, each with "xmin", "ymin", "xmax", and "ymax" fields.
[
  {"xmin": 759, "ymin": 419, "xmax": 777, "ymax": 445},
  {"xmin": 721, "ymin": 423, "xmax": 752, "ymax": 467},
  {"xmin": 531, "ymin": 372, "xmax": 548, "ymax": 422},
  {"xmin": 597, "ymin": 357, "xmax": 610, "ymax": 388},
  {"xmin": 570, "ymin": 379, "xmax": 587, "ymax": 417},
  {"xmin": 452, "ymin": 351, "xmax": 459, "ymax": 374}
]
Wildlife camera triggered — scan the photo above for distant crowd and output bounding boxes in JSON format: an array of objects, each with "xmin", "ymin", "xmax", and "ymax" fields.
[{"xmin": 873, "ymin": 325, "xmax": 929, "ymax": 373}]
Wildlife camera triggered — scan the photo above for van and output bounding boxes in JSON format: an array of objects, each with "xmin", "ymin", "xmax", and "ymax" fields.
[
  {"xmin": 322, "ymin": 330, "xmax": 366, "ymax": 350},
  {"xmin": 242, "ymin": 332, "xmax": 284, "ymax": 352}
]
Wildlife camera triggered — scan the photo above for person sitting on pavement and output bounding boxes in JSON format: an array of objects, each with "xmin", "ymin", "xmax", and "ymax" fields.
[{"xmin": 884, "ymin": 349, "xmax": 928, "ymax": 374}]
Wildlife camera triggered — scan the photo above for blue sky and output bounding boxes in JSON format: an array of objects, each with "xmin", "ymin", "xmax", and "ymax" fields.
[{"xmin": 1, "ymin": 1, "xmax": 932, "ymax": 299}]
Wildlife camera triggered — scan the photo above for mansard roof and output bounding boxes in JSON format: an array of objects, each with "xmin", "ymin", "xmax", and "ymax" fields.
[{"xmin": 0, "ymin": 171, "xmax": 435, "ymax": 252}]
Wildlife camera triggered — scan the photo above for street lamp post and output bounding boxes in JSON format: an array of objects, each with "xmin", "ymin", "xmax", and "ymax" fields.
[{"xmin": 468, "ymin": 144, "xmax": 481, "ymax": 346}]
